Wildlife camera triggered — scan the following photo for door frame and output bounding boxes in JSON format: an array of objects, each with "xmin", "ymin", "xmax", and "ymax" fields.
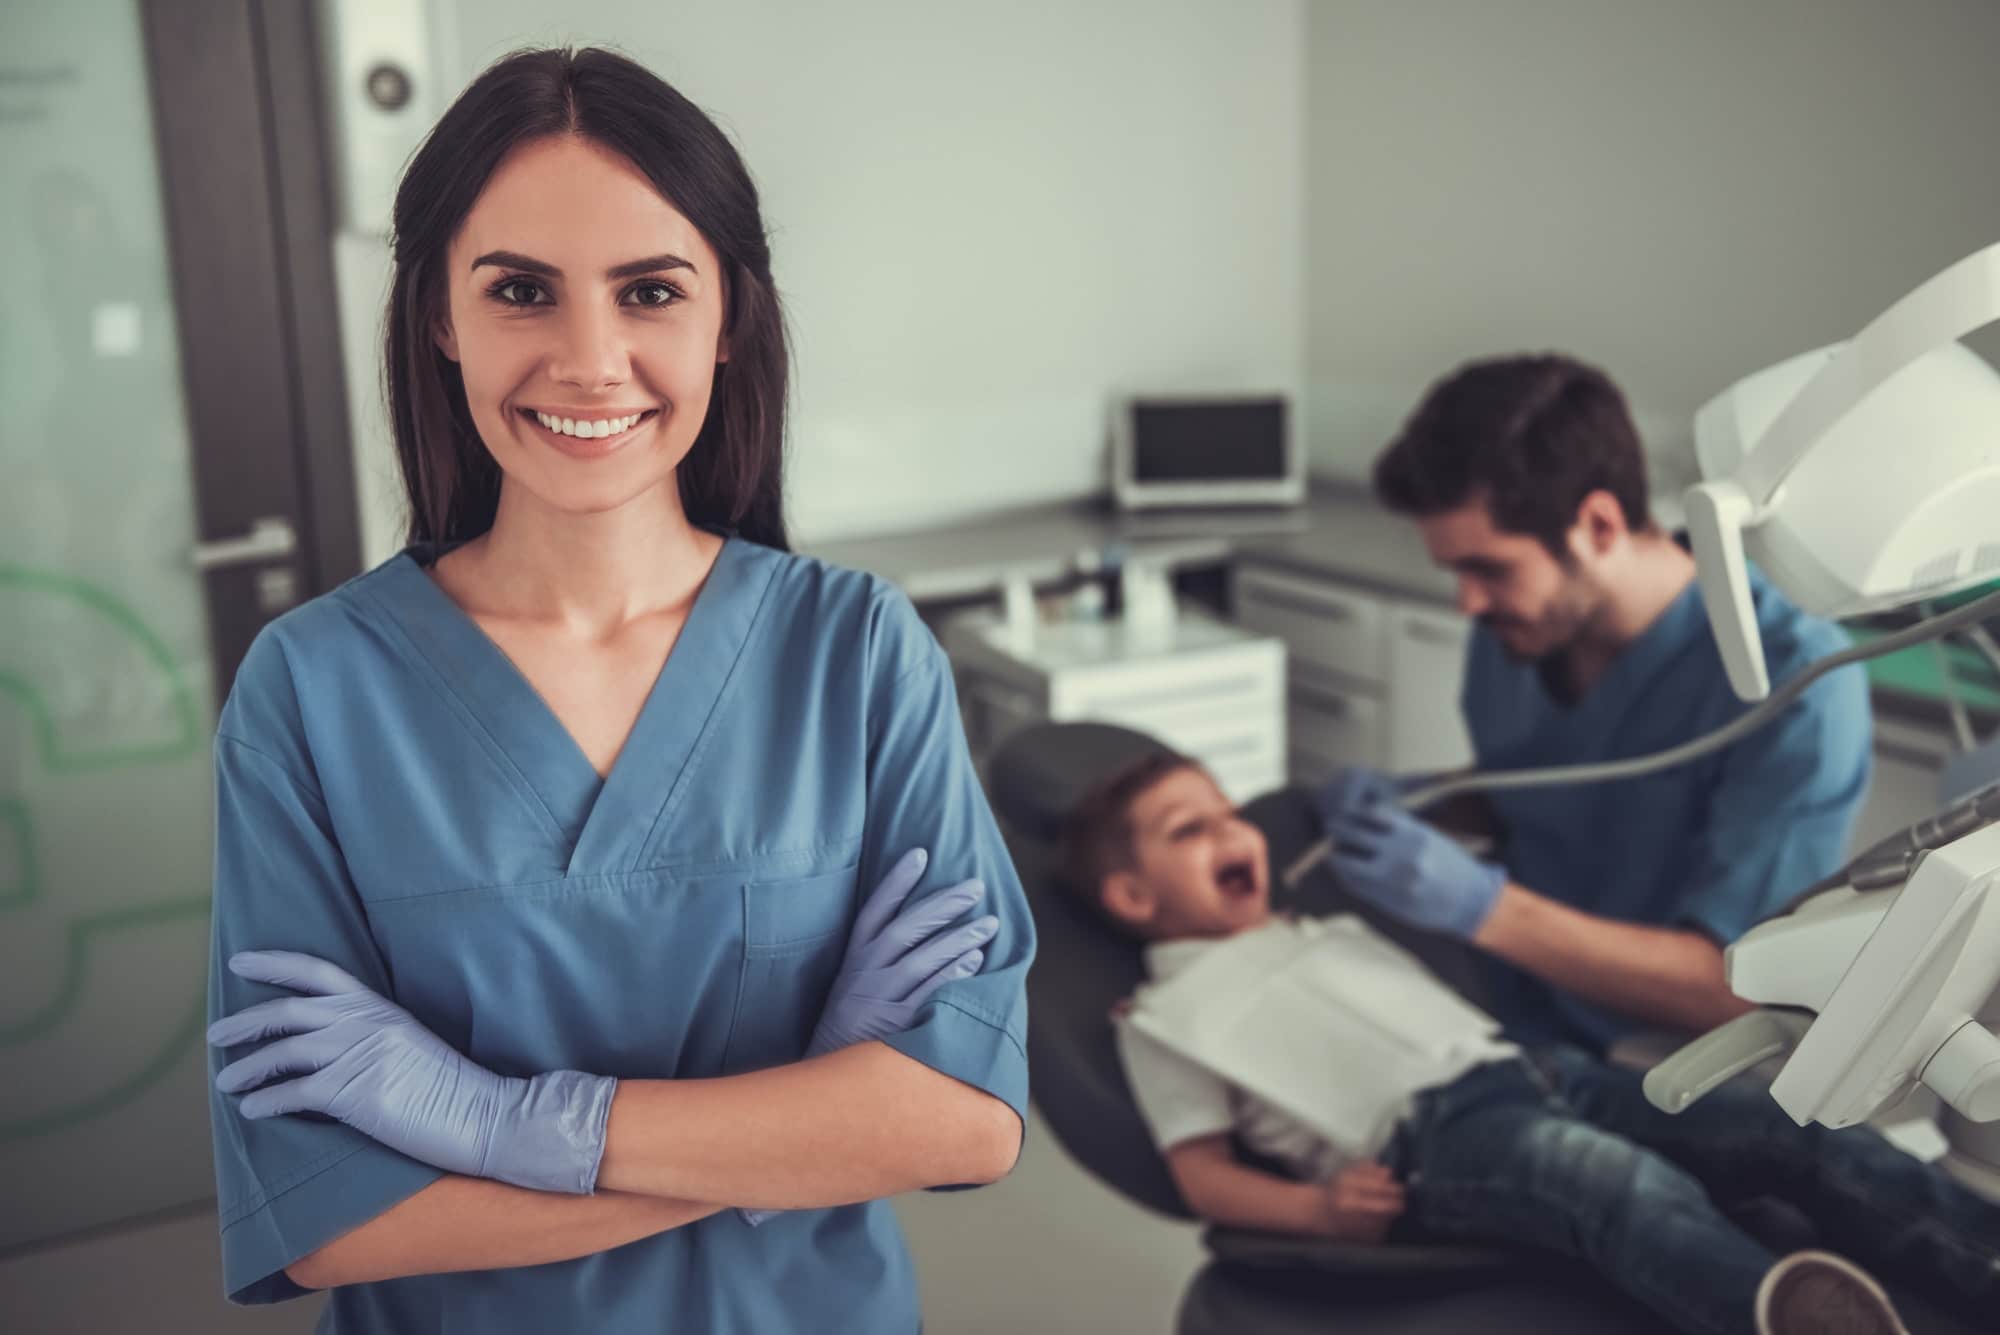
[{"xmin": 139, "ymin": 0, "xmax": 362, "ymax": 701}]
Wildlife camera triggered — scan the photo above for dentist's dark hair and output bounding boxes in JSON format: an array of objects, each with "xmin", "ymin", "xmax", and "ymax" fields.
[
  {"xmin": 384, "ymin": 46, "xmax": 789, "ymax": 550},
  {"xmin": 1373, "ymin": 353, "xmax": 1651, "ymax": 558}
]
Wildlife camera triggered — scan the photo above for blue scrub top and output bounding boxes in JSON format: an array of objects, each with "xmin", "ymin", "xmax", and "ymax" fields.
[
  {"xmin": 206, "ymin": 536, "xmax": 1033, "ymax": 1333},
  {"xmin": 1461, "ymin": 566, "xmax": 1871, "ymax": 1052}
]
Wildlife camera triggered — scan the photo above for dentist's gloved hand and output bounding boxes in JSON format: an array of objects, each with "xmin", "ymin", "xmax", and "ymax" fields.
[
  {"xmin": 209, "ymin": 951, "xmax": 615, "ymax": 1195},
  {"xmin": 1312, "ymin": 766, "xmax": 1409, "ymax": 830},
  {"xmin": 742, "ymin": 847, "xmax": 996, "ymax": 1227},
  {"xmin": 1324, "ymin": 792, "xmax": 1506, "ymax": 941}
]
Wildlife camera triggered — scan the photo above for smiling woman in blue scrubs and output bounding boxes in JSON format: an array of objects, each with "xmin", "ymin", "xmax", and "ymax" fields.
[{"xmin": 202, "ymin": 47, "xmax": 1031, "ymax": 1333}]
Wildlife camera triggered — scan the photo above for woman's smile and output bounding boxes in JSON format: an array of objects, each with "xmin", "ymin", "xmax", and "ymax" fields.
[{"xmin": 516, "ymin": 406, "xmax": 661, "ymax": 458}]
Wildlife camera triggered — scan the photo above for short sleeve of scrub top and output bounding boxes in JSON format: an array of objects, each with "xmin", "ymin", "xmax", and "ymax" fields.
[
  {"xmin": 206, "ymin": 538, "xmax": 1034, "ymax": 1333},
  {"xmin": 1671, "ymin": 650, "xmax": 1873, "ymax": 945},
  {"xmin": 208, "ymin": 632, "xmax": 447, "ymax": 1307},
  {"xmin": 856, "ymin": 599, "xmax": 1033, "ymax": 1143}
]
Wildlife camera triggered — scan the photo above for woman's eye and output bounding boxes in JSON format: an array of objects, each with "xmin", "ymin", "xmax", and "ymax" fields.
[
  {"xmin": 625, "ymin": 281, "xmax": 683, "ymax": 308},
  {"xmin": 492, "ymin": 279, "xmax": 546, "ymax": 306}
]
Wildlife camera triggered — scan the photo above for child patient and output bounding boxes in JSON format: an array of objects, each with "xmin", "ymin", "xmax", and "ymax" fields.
[{"xmin": 1069, "ymin": 749, "xmax": 2000, "ymax": 1335}]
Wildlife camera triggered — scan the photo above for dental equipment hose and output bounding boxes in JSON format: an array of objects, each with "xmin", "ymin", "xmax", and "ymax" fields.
[{"xmin": 1281, "ymin": 584, "xmax": 2000, "ymax": 889}]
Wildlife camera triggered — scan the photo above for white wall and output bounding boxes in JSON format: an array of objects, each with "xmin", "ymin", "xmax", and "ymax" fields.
[
  {"xmin": 1303, "ymin": 0, "xmax": 2000, "ymax": 499},
  {"xmin": 343, "ymin": 0, "xmax": 1306, "ymax": 560}
]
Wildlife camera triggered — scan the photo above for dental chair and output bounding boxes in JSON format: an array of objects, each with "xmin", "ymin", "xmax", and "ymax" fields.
[
  {"xmin": 996, "ymin": 721, "xmax": 1987, "ymax": 1334},
  {"xmin": 992, "ymin": 721, "xmax": 1673, "ymax": 1334}
]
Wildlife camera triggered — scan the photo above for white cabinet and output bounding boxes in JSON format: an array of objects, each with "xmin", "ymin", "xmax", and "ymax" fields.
[
  {"xmin": 1232, "ymin": 562, "xmax": 1472, "ymax": 784},
  {"xmin": 1286, "ymin": 669, "xmax": 1385, "ymax": 783},
  {"xmin": 1229, "ymin": 565, "xmax": 1387, "ymax": 682},
  {"xmin": 1386, "ymin": 605, "xmax": 1475, "ymax": 773},
  {"xmin": 944, "ymin": 608, "xmax": 1287, "ymax": 804}
]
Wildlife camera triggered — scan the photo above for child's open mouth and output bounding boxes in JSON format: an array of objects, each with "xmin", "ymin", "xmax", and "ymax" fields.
[{"xmin": 1215, "ymin": 858, "xmax": 1259, "ymax": 898}]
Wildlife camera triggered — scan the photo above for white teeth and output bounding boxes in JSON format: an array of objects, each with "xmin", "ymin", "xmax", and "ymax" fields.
[{"xmin": 532, "ymin": 411, "xmax": 645, "ymax": 438}]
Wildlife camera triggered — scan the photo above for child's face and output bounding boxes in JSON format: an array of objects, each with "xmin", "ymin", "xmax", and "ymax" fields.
[{"xmin": 1104, "ymin": 767, "xmax": 1271, "ymax": 939}]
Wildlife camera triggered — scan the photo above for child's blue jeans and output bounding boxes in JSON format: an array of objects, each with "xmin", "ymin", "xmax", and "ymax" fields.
[{"xmin": 1382, "ymin": 1046, "xmax": 2000, "ymax": 1335}]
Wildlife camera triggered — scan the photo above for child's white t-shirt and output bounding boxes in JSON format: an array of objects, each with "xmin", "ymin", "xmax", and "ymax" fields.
[{"xmin": 1113, "ymin": 915, "xmax": 1518, "ymax": 1181}]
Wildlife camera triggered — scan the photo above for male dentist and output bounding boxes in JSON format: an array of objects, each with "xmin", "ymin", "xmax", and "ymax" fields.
[{"xmin": 1320, "ymin": 354, "xmax": 1874, "ymax": 1052}]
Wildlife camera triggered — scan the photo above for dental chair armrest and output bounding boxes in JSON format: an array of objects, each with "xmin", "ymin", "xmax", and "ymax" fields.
[
  {"xmin": 1202, "ymin": 1225, "xmax": 1518, "ymax": 1295},
  {"xmin": 1605, "ymin": 1028, "xmax": 1702, "ymax": 1072},
  {"xmin": 1606, "ymin": 1027, "xmax": 1788, "ymax": 1092}
]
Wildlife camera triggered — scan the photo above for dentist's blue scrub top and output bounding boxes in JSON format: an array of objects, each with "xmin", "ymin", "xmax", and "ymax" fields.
[
  {"xmin": 206, "ymin": 536, "xmax": 1033, "ymax": 1333},
  {"xmin": 1462, "ymin": 567, "xmax": 1871, "ymax": 1053}
]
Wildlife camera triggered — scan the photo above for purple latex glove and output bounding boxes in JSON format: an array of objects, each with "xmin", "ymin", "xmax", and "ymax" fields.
[
  {"xmin": 209, "ymin": 951, "xmax": 614, "ymax": 1194},
  {"xmin": 742, "ymin": 846, "xmax": 996, "ymax": 1226},
  {"xmin": 807, "ymin": 847, "xmax": 995, "ymax": 1056},
  {"xmin": 1325, "ymin": 797, "xmax": 1505, "ymax": 941}
]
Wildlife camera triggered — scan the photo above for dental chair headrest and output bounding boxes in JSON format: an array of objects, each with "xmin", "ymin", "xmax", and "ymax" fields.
[
  {"xmin": 989, "ymin": 721, "xmax": 1197, "ymax": 1217},
  {"xmin": 988, "ymin": 720, "xmax": 1169, "ymax": 847}
]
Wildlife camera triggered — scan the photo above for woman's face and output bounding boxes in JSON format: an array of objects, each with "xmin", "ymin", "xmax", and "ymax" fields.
[{"xmin": 435, "ymin": 134, "xmax": 729, "ymax": 519}]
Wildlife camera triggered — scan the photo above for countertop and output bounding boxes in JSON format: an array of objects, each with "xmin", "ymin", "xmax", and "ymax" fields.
[
  {"xmin": 805, "ymin": 480, "xmax": 1456, "ymax": 607},
  {"xmin": 805, "ymin": 482, "xmax": 1981, "ymax": 736}
]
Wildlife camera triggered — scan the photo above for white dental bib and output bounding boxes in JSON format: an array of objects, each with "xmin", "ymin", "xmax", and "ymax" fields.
[{"xmin": 1125, "ymin": 916, "xmax": 1517, "ymax": 1158}]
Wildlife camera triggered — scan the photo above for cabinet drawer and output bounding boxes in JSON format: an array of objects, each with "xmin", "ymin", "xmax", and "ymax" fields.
[
  {"xmin": 1053, "ymin": 641, "xmax": 1284, "ymax": 719},
  {"xmin": 1233, "ymin": 565, "xmax": 1386, "ymax": 684},
  {"xmin": 1079, "ymin": 693, "xmax": 1283, "ymax": 779},
  {"xmin": 1288, "ymin": 679, "xmax": 1384, "ymax": 778}
]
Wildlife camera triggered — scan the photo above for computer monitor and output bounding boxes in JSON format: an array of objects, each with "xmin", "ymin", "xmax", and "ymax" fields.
[{"xmin": 1110, "ymin": 393, "xmax": 1303, "ymax": 511}]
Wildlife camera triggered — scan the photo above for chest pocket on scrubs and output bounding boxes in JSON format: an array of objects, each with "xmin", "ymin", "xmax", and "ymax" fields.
[{"xmin": 721, "ymin": 864, "xmax": 859, "ymax": 1074}]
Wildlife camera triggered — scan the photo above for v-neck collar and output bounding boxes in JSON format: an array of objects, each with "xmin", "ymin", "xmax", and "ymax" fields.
[{"xmin": 367, "ymin": 534, "xmax": 775, "ymax": 875}]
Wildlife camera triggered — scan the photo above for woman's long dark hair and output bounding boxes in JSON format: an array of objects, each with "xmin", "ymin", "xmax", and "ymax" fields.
[{"xmin": 386, "ymin": 47, "xmax": 788, "ymax": 551}]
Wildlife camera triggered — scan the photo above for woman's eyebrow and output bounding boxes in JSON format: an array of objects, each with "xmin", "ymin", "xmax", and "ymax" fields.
[{"xmin": 469, "ymin": 249, "xmax": 698, "ymax": 279}]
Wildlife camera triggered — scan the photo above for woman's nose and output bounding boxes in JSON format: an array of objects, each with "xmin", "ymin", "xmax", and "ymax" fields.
[{"xmin": 547, "ymin": 304, "xmax": 629, "ymax": 390}]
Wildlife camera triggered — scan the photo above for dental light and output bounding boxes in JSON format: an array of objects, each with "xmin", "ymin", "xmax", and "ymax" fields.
[
  {"xmin": 1684, "ymin": 243, "xmax": 2000, "ymax": 701},
  {"xmin": 1647, "ymin": 243, "xmax": 2000, "ymax": 1191}
]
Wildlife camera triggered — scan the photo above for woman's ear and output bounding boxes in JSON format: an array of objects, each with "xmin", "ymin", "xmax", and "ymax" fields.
[{"xmin": 434, "ymin": 316, "xmax": 460, "ymax": 363}]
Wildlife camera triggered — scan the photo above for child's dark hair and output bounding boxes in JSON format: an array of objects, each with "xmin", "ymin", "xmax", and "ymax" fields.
[{"xmin": 1059, "ymin": 748, "xmax": 1199, "ymax": 920}]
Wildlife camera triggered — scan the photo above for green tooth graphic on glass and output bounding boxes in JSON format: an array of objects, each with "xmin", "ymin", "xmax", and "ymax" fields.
[{"xmin": 2, "ymin": 0, "xmax": 222, "ymax": 1250}]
